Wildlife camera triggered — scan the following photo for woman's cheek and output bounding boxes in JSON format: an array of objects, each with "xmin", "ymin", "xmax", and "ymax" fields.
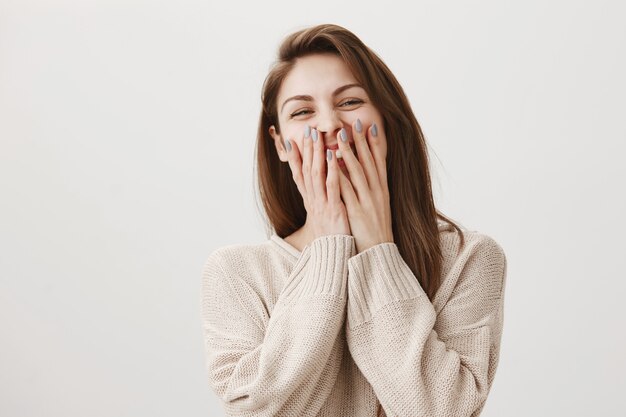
[
  {"xmin": 349, "ymin": 112, "xmax": 371, "ymax": 128},
  {"xmin": 294, "ymin": 125, "xmax": 309, "ymax": 153},
  {"xmin": 286, "ymin": 129, "xmax": 304, "ymax": 155}
]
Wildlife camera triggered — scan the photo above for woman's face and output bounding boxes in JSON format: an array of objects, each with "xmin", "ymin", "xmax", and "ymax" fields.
[{"xmin": 269, "ymin": 53, "xmax": 384, "ymax": 172}]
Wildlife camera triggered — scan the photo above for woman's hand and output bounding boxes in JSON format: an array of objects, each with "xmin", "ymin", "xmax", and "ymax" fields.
[
  {"xmin": 336, "ymin": 119, "xmax": 394, "ymax": 254},
  {"xmin": 285, "ymin": 125, "xmax": 351, "ymax": 239}
]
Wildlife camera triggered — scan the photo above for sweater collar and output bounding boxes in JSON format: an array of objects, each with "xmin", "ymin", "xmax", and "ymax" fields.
[{"xmin": 270, "ymin": 234, "xmax": 302, "ymax": 260}]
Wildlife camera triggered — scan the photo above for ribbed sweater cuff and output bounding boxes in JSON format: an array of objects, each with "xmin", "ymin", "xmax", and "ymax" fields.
[
  {"xmin": 280, "ymin": 234, "xmax": 355, "ymax": 302},
  {"xmin": 347, "ymin": 242, "xmax": 428, "ymax": 328}
]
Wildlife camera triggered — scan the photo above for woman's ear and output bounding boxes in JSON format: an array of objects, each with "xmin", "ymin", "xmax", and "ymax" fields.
[{"xmin": 269, "ymin": 125, "xmax": 289, "ymax": 162}]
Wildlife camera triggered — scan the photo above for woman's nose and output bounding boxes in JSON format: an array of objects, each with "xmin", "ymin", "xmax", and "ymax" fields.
[{"xmin": 315, "ymin": 109, "xmax": 344, "ymax": 139}]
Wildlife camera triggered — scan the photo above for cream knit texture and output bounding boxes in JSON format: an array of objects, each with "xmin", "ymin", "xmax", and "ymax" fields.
[{"xmin": 201, "ymin": 221, "xmax": 507, "ymax": 417}]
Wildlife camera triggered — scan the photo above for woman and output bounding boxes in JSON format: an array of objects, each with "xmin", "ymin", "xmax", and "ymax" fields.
[{"xmin": 201, "ymin": 24, "xmax": 507, "ymax": 417}]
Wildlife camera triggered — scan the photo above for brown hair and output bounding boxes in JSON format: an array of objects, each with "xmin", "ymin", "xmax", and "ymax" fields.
[{"xmin": 254, "ymin": 24, "xmax": 465, "ymax": 300}]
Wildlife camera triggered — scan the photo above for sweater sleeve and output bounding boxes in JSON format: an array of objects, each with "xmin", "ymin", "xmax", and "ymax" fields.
[
  {"xmin": 201, "ymin": 234, "xmax": 356, "ymax": 417},
  {"xmin": 345, "ymin": 234, "xmax": 507, "ymax": 417}
]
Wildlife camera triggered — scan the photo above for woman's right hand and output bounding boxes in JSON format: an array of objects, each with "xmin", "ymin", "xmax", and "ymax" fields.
[{"xmin": 285, "ymin": 126, "xmax": 351, "ymax": 238}]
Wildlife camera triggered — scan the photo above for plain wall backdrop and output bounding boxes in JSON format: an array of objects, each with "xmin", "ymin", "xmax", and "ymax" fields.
[{"xmin": 1, "ymin": 0, "xmax": 625, "ymax": 416}]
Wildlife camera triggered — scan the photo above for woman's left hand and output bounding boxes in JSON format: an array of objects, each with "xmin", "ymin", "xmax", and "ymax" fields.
[{"xmin": 336, "ymin": 119, "xmax": 394, "ymax": 254}]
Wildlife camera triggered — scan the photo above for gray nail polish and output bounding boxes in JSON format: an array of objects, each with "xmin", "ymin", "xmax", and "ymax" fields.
[
  {"xmin": 372, "ymin": 123, "xmax": 378, "ymax": 137},
  {"xmin": 312, "ymin": 128, "xmax": 318, "ymax": 142},
  {"xmin": 327, "ymin": 149, "xmax": 332, "ymax": 161},
  {"xmin": 340, "ymin": 128, "xmax": 347, "ymax": 142},
  {"xmin": 285, "ymin": 139, "xmax": 292, "ymax": 151},
  {"xmin": 304, "ymin": 125, "xmax": 311, "ymax": 138},
  {"xmin": 356, "ymin": 118, "xmax": 362, "ymax": 133}
]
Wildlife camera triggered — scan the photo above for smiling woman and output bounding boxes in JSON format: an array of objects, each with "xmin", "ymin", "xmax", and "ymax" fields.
[
  {"xmin": 268, "ymin": 55, "xmax": 371, "ymax": 181},
  {"xmin": 201, "ymin": 23, "xmax": 507, "ymax": 417}
]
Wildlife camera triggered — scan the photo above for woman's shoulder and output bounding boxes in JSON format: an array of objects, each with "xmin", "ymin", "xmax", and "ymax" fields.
[
  {"xmin": 434, "ymin": 220, "xmax": 507, "ymax": 311},
  {"xmin": 201, "ymin": 238, "xmax": 291, "ymax": 294},
  {"xmin": 437, "ymin": 219, "xmax": 506, "ymax": 260}
]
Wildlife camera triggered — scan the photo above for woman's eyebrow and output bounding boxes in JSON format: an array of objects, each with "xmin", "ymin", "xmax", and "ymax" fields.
[{"xmin": 280, "ymin": 83, "xmax": 363, "ymax": 114}]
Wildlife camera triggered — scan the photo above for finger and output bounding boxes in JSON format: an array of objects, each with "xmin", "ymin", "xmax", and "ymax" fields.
[
  {"xmin": 368, "ymin": 122, "xmax": 388, "ymax": 193},
  {"xmin": 311, "ymin": 128, "xmax": 327, "ymax": 201},
  {"xmin": 284, "ymin": 138, "xmax": 309, "ymax": 207},
  {"xmin": 326, "ymin": 148, "xmax": 340, "ymax": 207},
  {"xmin": 352, "ymin": 118, "xmax": 382, "ymax": 195},
  {"xmin": 302, "ymin": 125, "xmax": 314, "ymax": 201},
  {"xmin": 337, "ymin": 158, "xmax": 358, "ymax": 212},
  {"xmin": 337, "ymin": 127, "xmax": 368, "ymax": 200}
]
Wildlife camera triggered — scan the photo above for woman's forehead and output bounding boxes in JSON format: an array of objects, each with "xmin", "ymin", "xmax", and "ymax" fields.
[{"xmin": 280, "ymin": 54, "xmax": 357, "ymax": 95}]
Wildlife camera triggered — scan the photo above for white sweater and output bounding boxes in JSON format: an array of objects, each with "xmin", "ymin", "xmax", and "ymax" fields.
[{"xmin": 201, "ymin": 221, "xmax": 507, "ymax": 416}]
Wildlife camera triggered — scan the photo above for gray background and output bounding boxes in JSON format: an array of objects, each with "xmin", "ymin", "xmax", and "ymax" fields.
[{"xmin": 1, "ymin": 0, "xmax": 625, "ymax": 416}]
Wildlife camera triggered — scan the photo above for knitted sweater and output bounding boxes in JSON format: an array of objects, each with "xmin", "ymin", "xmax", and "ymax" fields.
[{"xmin": 200, "ymin": 221, "xmax": 507, "ymax": 417}]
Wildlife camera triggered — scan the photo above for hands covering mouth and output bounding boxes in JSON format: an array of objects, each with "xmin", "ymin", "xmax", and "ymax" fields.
[{"xmin": 325, "ymin": 142, "xmax": 357, "ymax": 159}]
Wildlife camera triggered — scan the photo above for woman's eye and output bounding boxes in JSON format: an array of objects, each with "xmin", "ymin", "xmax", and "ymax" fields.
[
  {"xmin": 290, "ymin": 110, "xmax": 311, "ymax": 118},
  {"xmin": 340, "ymin": 99, "xmax": 363, "ymax": 107},
  {"xmin": 289, "ymin": 99, "xmax": 363, "ymax": 118}
]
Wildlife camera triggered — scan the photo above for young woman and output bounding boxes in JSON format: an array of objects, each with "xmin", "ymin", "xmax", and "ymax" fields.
[{"xmin": 201, "ymin": 24, "xmax": 507, "ymax": 417}]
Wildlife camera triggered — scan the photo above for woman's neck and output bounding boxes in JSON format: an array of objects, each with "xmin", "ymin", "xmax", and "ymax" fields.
[{"xmin": 284, "ymin": 221, "xmax": 315, "ymax": 253}]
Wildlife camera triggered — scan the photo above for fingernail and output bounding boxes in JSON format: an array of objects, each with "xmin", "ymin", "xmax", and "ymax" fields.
[
  {"xmin": 312, "ymin": 128, "xmax": 318, "ymax": 142},
  {"xmin": 340, "ymin": 128, "xmax": 347, "ymax": 142},
  {"xmin": 355, "ymin": 118, "xmax": 362, "ymax": 133},
  {"xmin": 285, "ymin": 139, "xmax": 292, "ymax": 152},
  {"xmin": 372, "ymin": 123, "xmax": 378, "ymax": 137},
  {"xmin": 304, "ymin": 125, "xmax": 311, "ymax": 138},
  {"xmin": 327, "ymin": 149, "xmax": 332, "ymax": 161}
]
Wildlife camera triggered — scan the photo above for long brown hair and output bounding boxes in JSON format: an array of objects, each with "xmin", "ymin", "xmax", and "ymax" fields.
[{"xmin": 254, "ymin": 24, "xmax": 465, "ymax": 300}]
